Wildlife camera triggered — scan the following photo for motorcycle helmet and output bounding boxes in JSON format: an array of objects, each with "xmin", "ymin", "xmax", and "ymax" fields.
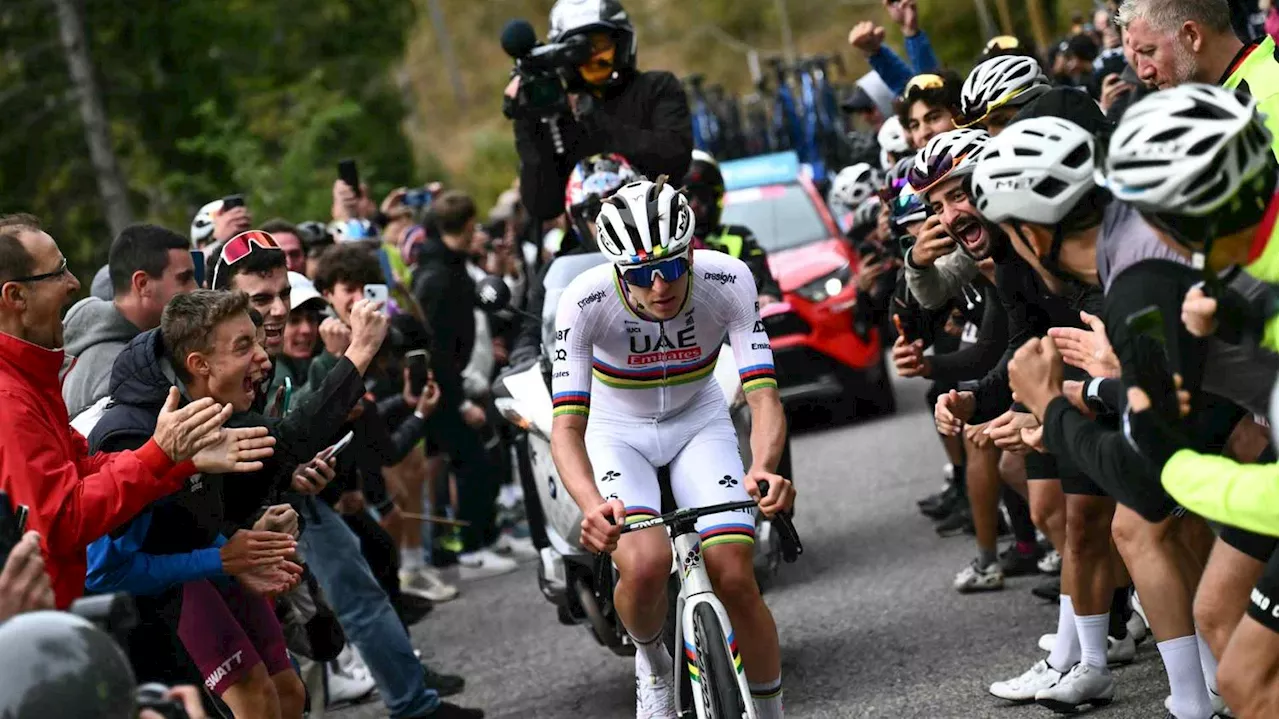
[
  {"xmin": 683, "ymin": 149, "xmax": 726, "ymax": 237},
  {"xmin": 565, "ymin": 153, "xmax": 639, "ymax": 250},
  {"xmin": 548, "ymin": 0, "xmax": 636, "ymax": 90},
  {"xmin": 0, "ymin": 611, "xmax": 138, "ymax": 719},
  {"xmin": 595, "ymin": 178, "xmax": 695, "ymax": 265}
]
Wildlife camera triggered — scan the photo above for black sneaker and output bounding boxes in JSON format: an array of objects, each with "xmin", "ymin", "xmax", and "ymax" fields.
[
  {"xmin": 916, "ymin": 484, "xmax": 952, "ymax": 511},
  {"xmin": 1031, "ymin": 576, "xmax": 1061, "ymax": 602},
  {"xmin": 396, "ymin": 594, "xmax": 435, "ymax": 628},
  {"xmin": 921, "ymin": 485, "xmax": 965, "ymax": 519},
  {"xmin": 935, "ymin": 506, "xmax": 973, "ymax": 537},
  {"xmin": 998, "ymin": 544, "xmax": 1042, "ymax": 577},
  {"xmin": 423, "ymin": 666, "xmax": 466, "ymax": 698},
  {"xmin": 410, "ymin": 702, "xmax": 485, "ymax": 718}
]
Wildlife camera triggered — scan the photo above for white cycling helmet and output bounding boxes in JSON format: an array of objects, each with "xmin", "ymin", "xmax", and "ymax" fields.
[
  {"xmin": 1104, "ymin": 83, "xmax": 1274, "ymax": 218},
  {"xmin": 829, "ymin": 163, "xmax": 881, "ymax": 210},
  {"xmin": 328, "ymin": 218, "xmax": 378, "ymax": 243},
  {"xmin": 959, "ymin": 55, "xmax": 1050, "ymax": 126},
  {"xmin": 907, "ymin": 128, "xmax": 991, "ymax": 195},
  {"xmin": 851, "ymin": 196, "xmax": 883, "ymax": 233},
  {"xmin": 595, "ymin": 179, "xmax": 695, "ymax": 265},
  {"xmin": 971, "ymin": 117, "xmax": 1097, "ymax": 225},
  {"xmin": 877, "ymin": 116, "xmax": 910, "ymax": 169},
  {"xmin": 190, "ymin": 199, "xmax": 224, "ymax": 247}
]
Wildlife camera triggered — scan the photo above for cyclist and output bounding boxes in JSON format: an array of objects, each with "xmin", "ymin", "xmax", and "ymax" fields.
[
  {"xmin": 551, "ymin": 179, "xmax": 795, "ymax": 719},
  {"xmin": 682, "ymin": 150, "xmax": 783, "ymax": 305},
  {"xmin": 957, "ymin": 54, "xmax": 1051, "ymax": 136}
]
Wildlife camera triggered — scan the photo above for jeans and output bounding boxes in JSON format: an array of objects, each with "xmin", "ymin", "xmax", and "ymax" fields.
[{"xmin": 301, "ymin": 501, "xmax": 439, "ymax": 718}]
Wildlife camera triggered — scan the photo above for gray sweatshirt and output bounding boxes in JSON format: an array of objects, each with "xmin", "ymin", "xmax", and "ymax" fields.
[
  {"xmin": 904, "ymin": 248, "xmax": 978, "ymax": 310},
  {"xmin": 61, "ymin": 297, "xmax": 142, "ymax": 417}
]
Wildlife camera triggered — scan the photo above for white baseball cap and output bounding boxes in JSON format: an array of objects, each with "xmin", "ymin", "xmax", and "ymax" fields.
[{"xmin": 288, "ymin": 272, "xmax": 326, "ymax": 312}]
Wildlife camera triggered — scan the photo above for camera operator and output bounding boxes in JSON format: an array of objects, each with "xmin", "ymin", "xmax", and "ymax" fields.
[{"xmin": 504, "ymin": 0, "xmax": 693, "ymax": 221}]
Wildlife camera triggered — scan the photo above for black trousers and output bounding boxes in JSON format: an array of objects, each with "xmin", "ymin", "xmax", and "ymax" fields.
[{"xmin": 426, "ymin": 407, "xmax": 500, "ymax": 552}]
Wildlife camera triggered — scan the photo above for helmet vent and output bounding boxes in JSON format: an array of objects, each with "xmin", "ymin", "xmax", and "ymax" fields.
[
  {"xmin": 1063, "ymin": 143, "xmax": 1091, "ymax": 169},
  {"xmin": 1149, "ymin": 127, "xmax": 1188, "ymax": 143},
  {"xmin": 1188, "ymin": 134, "xmax": 1223, "ymax": 157},
  {"xmin": 1034, "ymin": 176, "xmax": 1069, "ymax": 199}
]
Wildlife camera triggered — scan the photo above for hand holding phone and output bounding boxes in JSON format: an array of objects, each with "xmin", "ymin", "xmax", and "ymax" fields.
[
  {"xmin": 363, "ymin": 284, "xmax": 389, "ymax": 314},
  {"xmin": 319, "ymin": 431, "xmax": 356, "ymax": 462},
  {"xmin": 338, "ymin": 159, "xmax": 362, "ymax": 197}
]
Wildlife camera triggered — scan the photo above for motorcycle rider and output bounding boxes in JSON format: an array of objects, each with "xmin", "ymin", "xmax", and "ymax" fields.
[
  {"xmin": 682, "ymin": 150, "xmax": 782, "ymax": 305},
  {"xmin": 507, "ymin": 0, "xmax": 693, "ymax": 222},
  {"xmin": 551, "ymin": 179, "xmax": 795, "ymax": 718}
]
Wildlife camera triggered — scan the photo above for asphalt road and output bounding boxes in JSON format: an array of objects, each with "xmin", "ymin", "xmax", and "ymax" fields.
[{"xmin": 336, "ymin": 375, "xmax": 1172, "ymax": 719}]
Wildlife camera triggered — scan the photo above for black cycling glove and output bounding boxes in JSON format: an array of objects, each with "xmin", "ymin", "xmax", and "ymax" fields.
[{"xmin": 1122, "ymin": 403, "xmax": 1189, "ymax": 470}]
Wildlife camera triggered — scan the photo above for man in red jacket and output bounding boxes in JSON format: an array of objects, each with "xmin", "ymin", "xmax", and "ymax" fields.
[{"xmin": 0, "ymin": 214, "xmax": 276, "ymax": 608}]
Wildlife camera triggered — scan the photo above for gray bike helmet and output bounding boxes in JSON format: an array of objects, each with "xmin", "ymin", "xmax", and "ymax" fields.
[{"xmin": 0, "ymin": 611, "xmax": 138, "ymax": 719}]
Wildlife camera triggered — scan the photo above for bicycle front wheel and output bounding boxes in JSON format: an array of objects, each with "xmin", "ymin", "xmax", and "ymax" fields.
[{"xmin": 691, "ymin": 602, "xmax": 747, "ymax": 719}]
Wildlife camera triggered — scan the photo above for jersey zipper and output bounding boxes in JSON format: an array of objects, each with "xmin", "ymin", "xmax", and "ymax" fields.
[{"xmin": 658, "ymin": 318, "xmax": 668, "ymax": 416}]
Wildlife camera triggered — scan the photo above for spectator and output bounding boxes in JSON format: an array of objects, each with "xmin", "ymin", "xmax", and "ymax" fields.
[
  {"xmin": 209, "ymin": 230, "xmax": 290, "ymax": 359},
  {"xmin": 0, "ymin": 214, "xmax": 275, "ymax": 608},
  {"xmin": 296, "ymin": 220, "xmax": 334, "ymax": 279},
  {"xmin": 411, "ymin": 191, "xmax": 512, "ymax": 577},
  {"xmin": 896, "ymin": 71, "xmax": 964, "ymax": 149},
  {"xmin": 0, "ymin": 531, "xmax": 54, "ymax": 622},
  {"xmin": 259, "ymin": 219, "xmax": 307, "ymax": 274},
  {"xmin": 63, "ymin": 224, "xmax": 197, "ymax": 419},
  {"xmin": 274, "ymin": 271, "xmax": 326, "ymax": 398},
  {"xmin": 191, "ymin": 197, "xmax": 253, "ymax": 252}
]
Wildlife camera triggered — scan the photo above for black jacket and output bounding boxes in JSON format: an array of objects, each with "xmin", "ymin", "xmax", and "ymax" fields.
[
  {"xmin": 514, "ymin": 70, "xmax": 693, "ymax": 220},
  {"xmin": 412, "ymin": 235, "xmax": 477, "ymax": 410},
  {"xmin": 89, "ymin": 329, "xmax": 366, "ymax": 554}
]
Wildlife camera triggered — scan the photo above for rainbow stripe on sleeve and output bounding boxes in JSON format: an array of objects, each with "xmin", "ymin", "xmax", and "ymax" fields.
[
  {"xmin": 738, "ymin": 364, "xmax": 778, "ymax": 393},
  {"xmin": 552, "ymin": 391, "xmax": 590, "ymax": 417}
]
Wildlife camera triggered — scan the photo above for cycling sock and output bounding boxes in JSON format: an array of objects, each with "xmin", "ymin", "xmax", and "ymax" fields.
[
  {"xmin": 1014, "ymin": 540, "xmax": 1037, "ymax": 556},
  {"xmin": 1047, "ymin": 596, "xmax": 1081, "ymax": 672},
  {"xmin": 978, "ymin": 547, "xmax": 998, "ymax": 567},
  {"xmin": 1001, "ymin": 485, "xmax": 1037, "ymax": 544},
  {"xmin": 749, "ymin": 678, "xmax": 784, "ymax": 719},
  {"xmin": 630, "ymin": 630, "xmax": 672, "ymax": 678},
  {"xmin": 1194, "ymin": 630, "xmax": 1219, "ymax": 696},
  {"xmin": 1108, "ymin": 588, "xmax": 1130, "ymax": 639},
  {"xmin": 1158, "ymin": 635, "xmax": 1213, "ymax": 719},
  {"xmin": 1076, "ymin": 613, "xmax": 1111, "ymax": 670}
]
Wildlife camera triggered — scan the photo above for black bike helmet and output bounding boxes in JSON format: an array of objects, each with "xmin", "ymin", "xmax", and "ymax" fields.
[
  {"xmin": 682, "ymin": 150, "xmax": 725, "ymax": 237},
  {"xmin": 0, "ymin": 611, "xmax": 138, "ymax": 719},
  {"xmin": 548, "ymin": 0, "xmax": 637, "ymax": 89}
]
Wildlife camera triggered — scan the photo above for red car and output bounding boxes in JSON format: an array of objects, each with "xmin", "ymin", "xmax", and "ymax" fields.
[{"xmin": 719, "ymin": 153, "xmax": 895, "ymax": 414}]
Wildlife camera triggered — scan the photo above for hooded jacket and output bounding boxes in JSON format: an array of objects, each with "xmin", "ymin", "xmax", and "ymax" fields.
[
  {"xmin": 412, "ymin": 235, "xmax": 478, "ymax": 411},
  {"xmin": 61, "ymin": 297, "xmax": 143, "ymax": 417},
  {"xmin": 85, "ymin": 328, "xmax": 366, "ymax": 595}
]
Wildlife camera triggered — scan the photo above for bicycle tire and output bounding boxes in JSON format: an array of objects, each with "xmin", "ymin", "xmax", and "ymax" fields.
[{"xmin": 691, "ymin": 602, "xmax": 746, "ymax": 719}]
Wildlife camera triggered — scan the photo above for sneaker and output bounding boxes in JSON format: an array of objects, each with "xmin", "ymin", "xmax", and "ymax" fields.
[
  {"xmin": 1038, "ymin": 549, "xmax": 1062, "ymax": 575},
  {"xmin": 1036, "ymin": 633, "xmax": 1136, "ymax": 666},
  {"xmin": 935, "ymin": 505, "xmax": 973, "ymax": 537},
  {"xmin": 457, "ymin": 548, "xmax": 519, "ymax": 580},
  {"xmin": 921, "ymin": 484, "xmax": 964, "ymax": 519},
  {"xmin": 423, "ymin": 666, "xmax": 466, "ymax": 698},
  {"xmin": 998, "ymin": 544, "xmax": 1043, "ymax": 577},
  {"xmin": 635, "ymin": 671, "xmax": 677, "ymax": 719},
  {"xmin": 1035, "ymin": 663, "xmax": 1114, "ymax": 713},
  {"xmin": 436, "ymin": 527, "xmax": 465, "ymax": 555},
  {"xmin": 490, "ymin": 533, "xmax": 539, "ymax": 561},
  {"xmin": 989, "ymin": 659, "xmax": 1066, "ymax": 702},
  {"xmin": 406, "ymin": 702, "xmax": 485, "ymax": 718},
  {"xmin": 1032, "ymin": 576, "xmax": 1061, "ymax": 602},
  {"xmin": 326, "ymin": 657, "xmax": 376, "ymax": 707},
  {"xmin": 954, "ymin": 558, "xmax": 1004, "ymax": 593},
  {"xmin": 401, "ymin": 566, "xmax": 460, "ymax": 603}
]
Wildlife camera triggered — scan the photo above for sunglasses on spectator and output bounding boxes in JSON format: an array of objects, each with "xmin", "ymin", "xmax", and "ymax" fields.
[
  {"xmin": 619, "ymin": 254, "xmax": 691, "ymax": 288},
  {"xmin": 9, "ymin": 257, "xmax": 69, "ymax": 284},
  {"xmin": 902, "ymin": 74, "xmax": 946, "ymax": 100},
  {"xmin": 985, "ymin": 35, "xmax": 1021, "ymax": 53},
  {"xmin": 212, "ymin": 230, "xmax": 280, "ymax": 289}
]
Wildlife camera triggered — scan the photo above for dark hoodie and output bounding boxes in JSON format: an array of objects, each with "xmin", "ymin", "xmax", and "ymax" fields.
[
  {"xmin": 87, "ymin": 328, "xmax": 366, "ymax": 559},
  {"xmin": 62, "ymin": 297, "xmax": 142, "ymax": 417},
  {"xmin": 412, "ymin": 235, "xmax": 477, "ymax": 411}
]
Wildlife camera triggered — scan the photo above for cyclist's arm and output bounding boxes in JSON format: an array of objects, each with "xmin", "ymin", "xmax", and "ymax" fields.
[
  {"xmin": 549, "ymin": 281, "xmax": 602, "ymax": 510},
  {"xmin": 1161, "ymin": 451, "xmax": 1279, "ymax": 537},
  {"xmin": 721, "ymin": 261, "xmax": 785, "ymax": 473}
]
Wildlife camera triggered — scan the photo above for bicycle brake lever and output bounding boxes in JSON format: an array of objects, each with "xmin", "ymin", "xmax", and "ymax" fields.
[{"xmin": 755, "ymin": 480, "xmax": 804, "ymax": 563}]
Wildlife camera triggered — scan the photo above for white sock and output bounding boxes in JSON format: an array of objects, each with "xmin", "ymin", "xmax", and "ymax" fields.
[
  {"xmin": 749, "ymin": 678, "xmax": 784, "ymax": 719},
  {"xmin": 1076, "ymin": 612, "xmax": 1111, "ymax": 671},
  {"xmin": 1048, "ymin": 595, "xmax": 1081, "ymax": 672},
  {"xmin": 631, "ymin": 631, "xmax": 672, "ymax": 679},
  {"xmin": 401, "ymin": 545, "xmax": 424, "ymax": 570},
  {"xmin": 1195, "ymin": 630, "xmax": 1220, "ymax": 697},
  {"xmin": 1159, "ymin": 635, "xmax": 1213, "ymax": 719}
]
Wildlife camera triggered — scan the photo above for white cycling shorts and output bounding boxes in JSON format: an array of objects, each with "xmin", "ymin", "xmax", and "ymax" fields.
[{"xmin": 585, "ymin": 386, "xmax": 756, "ymax": 549}]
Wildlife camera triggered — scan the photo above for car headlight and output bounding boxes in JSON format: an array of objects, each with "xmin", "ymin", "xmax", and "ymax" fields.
[{"xmin": 793, "ymin": 264, "xmax": 852, "ymax": 303}]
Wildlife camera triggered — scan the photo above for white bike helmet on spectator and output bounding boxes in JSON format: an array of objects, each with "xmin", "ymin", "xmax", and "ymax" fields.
[
  {"xmin": 829, "ymin": 163, "xmax": 881, "ymax": 210},
  {"xmin": 328, "ymin": 218, "xmax": 378, "ymax": 243},
  {"xmin": 971, "ymin": 117, "xmax": 1097, "ymax": 225},
  {"xmin": 595, "ymin": 178, "xmax": 694, "ymax": 265},
  {"xmin": 958, "ymin": 55, "xmax": 1050, "ymax": 128},
  {"xmin": 191, "ymin": 199, "xmax": 224, "ymax": 247},
  {"xmin": 907, "ymin": 128, "xmax": 991, "ymax": 195},
  {"xmin": 877, "ymin": 116, "xmax": 910, "ymax": 169},
  {"xmin": 1104, "ymin": 83, "xmax": 1273, "ymax": 221}
]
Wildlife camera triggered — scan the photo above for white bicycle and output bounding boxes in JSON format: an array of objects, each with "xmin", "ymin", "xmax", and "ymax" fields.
[{"xmin": 600, "ymin": 480, "xmax": 803, "ymax": 719}]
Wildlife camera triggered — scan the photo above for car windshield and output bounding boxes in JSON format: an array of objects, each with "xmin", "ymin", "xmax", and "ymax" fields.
[{"xmin": 721, "ymin": 184, "xmax": 831, "ymax": 252}]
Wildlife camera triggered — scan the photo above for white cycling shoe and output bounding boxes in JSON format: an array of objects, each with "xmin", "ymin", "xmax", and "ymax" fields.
[
  {"xmin": 989, "ymin": 659, "xmax": 1066, "ymax": 702},
  {"xmin": 1035, "ymin": 663, "xmax": 1114, "ymax": 713},
  {"xmin": 635, "ymin": 670, "xmax": 677, "ymax": 719},
  {"xmin": 1036, "ymin": 632, "xmax": 1136, "ymax": 665}
]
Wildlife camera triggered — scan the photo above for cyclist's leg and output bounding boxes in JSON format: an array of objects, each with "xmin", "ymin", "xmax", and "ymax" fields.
[
  {"xmin": 667, "ymin": 411, "xmax": 782, "ymax": 709},
  {"xmin": 1194, "ymin": 530, "xmax": 1272, "ymax": 659},
  {"xmin": 1217, "ymin": 549, "xmax": 1279, "ymax": 718}
]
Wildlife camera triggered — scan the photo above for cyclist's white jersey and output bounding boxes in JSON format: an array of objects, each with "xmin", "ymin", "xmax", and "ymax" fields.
[{"xmin": 551, "ymin": 250, "xmax": 778, "ymax": 421}]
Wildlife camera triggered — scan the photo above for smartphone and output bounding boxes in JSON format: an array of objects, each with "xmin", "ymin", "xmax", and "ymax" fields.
[
  {"xmin": 338, "ymin": 159, "xmax": 362, "ymax": 196},
  {"xmin": 319, "ymin": 430, "xmax": 356, "ymax": 461},
  {"xmin": 364, "ymin": 283, "xmax": 389, "ymax": 311},
  {"xmin": 282, "ymin": 376, "xmax": 293, "ymax": 415},
  {"xmin": 405, "ymin": 349, "xmax": 432, "ymax": 390},
  {"xmin": 190, "ymin": 250, "xmax": 206, "ymax": 288},
  {"xmin": 221, "ymin": 194, "xmax": 245, "ymax": 211}
]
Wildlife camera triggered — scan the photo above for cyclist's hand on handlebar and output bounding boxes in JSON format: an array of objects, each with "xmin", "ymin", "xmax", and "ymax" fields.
[
  {"xmin": 581, "ymin": 498, "xmax": 626, "ymax": 554},
  {"xmin": 746, "ymin": 470, "xmax": 795, "ymax": 518}
]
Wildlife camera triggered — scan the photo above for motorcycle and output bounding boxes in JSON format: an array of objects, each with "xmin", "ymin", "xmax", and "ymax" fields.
[{"xmin": 477, "ymin": 276, "xmax": 788, "ymax": 655}]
